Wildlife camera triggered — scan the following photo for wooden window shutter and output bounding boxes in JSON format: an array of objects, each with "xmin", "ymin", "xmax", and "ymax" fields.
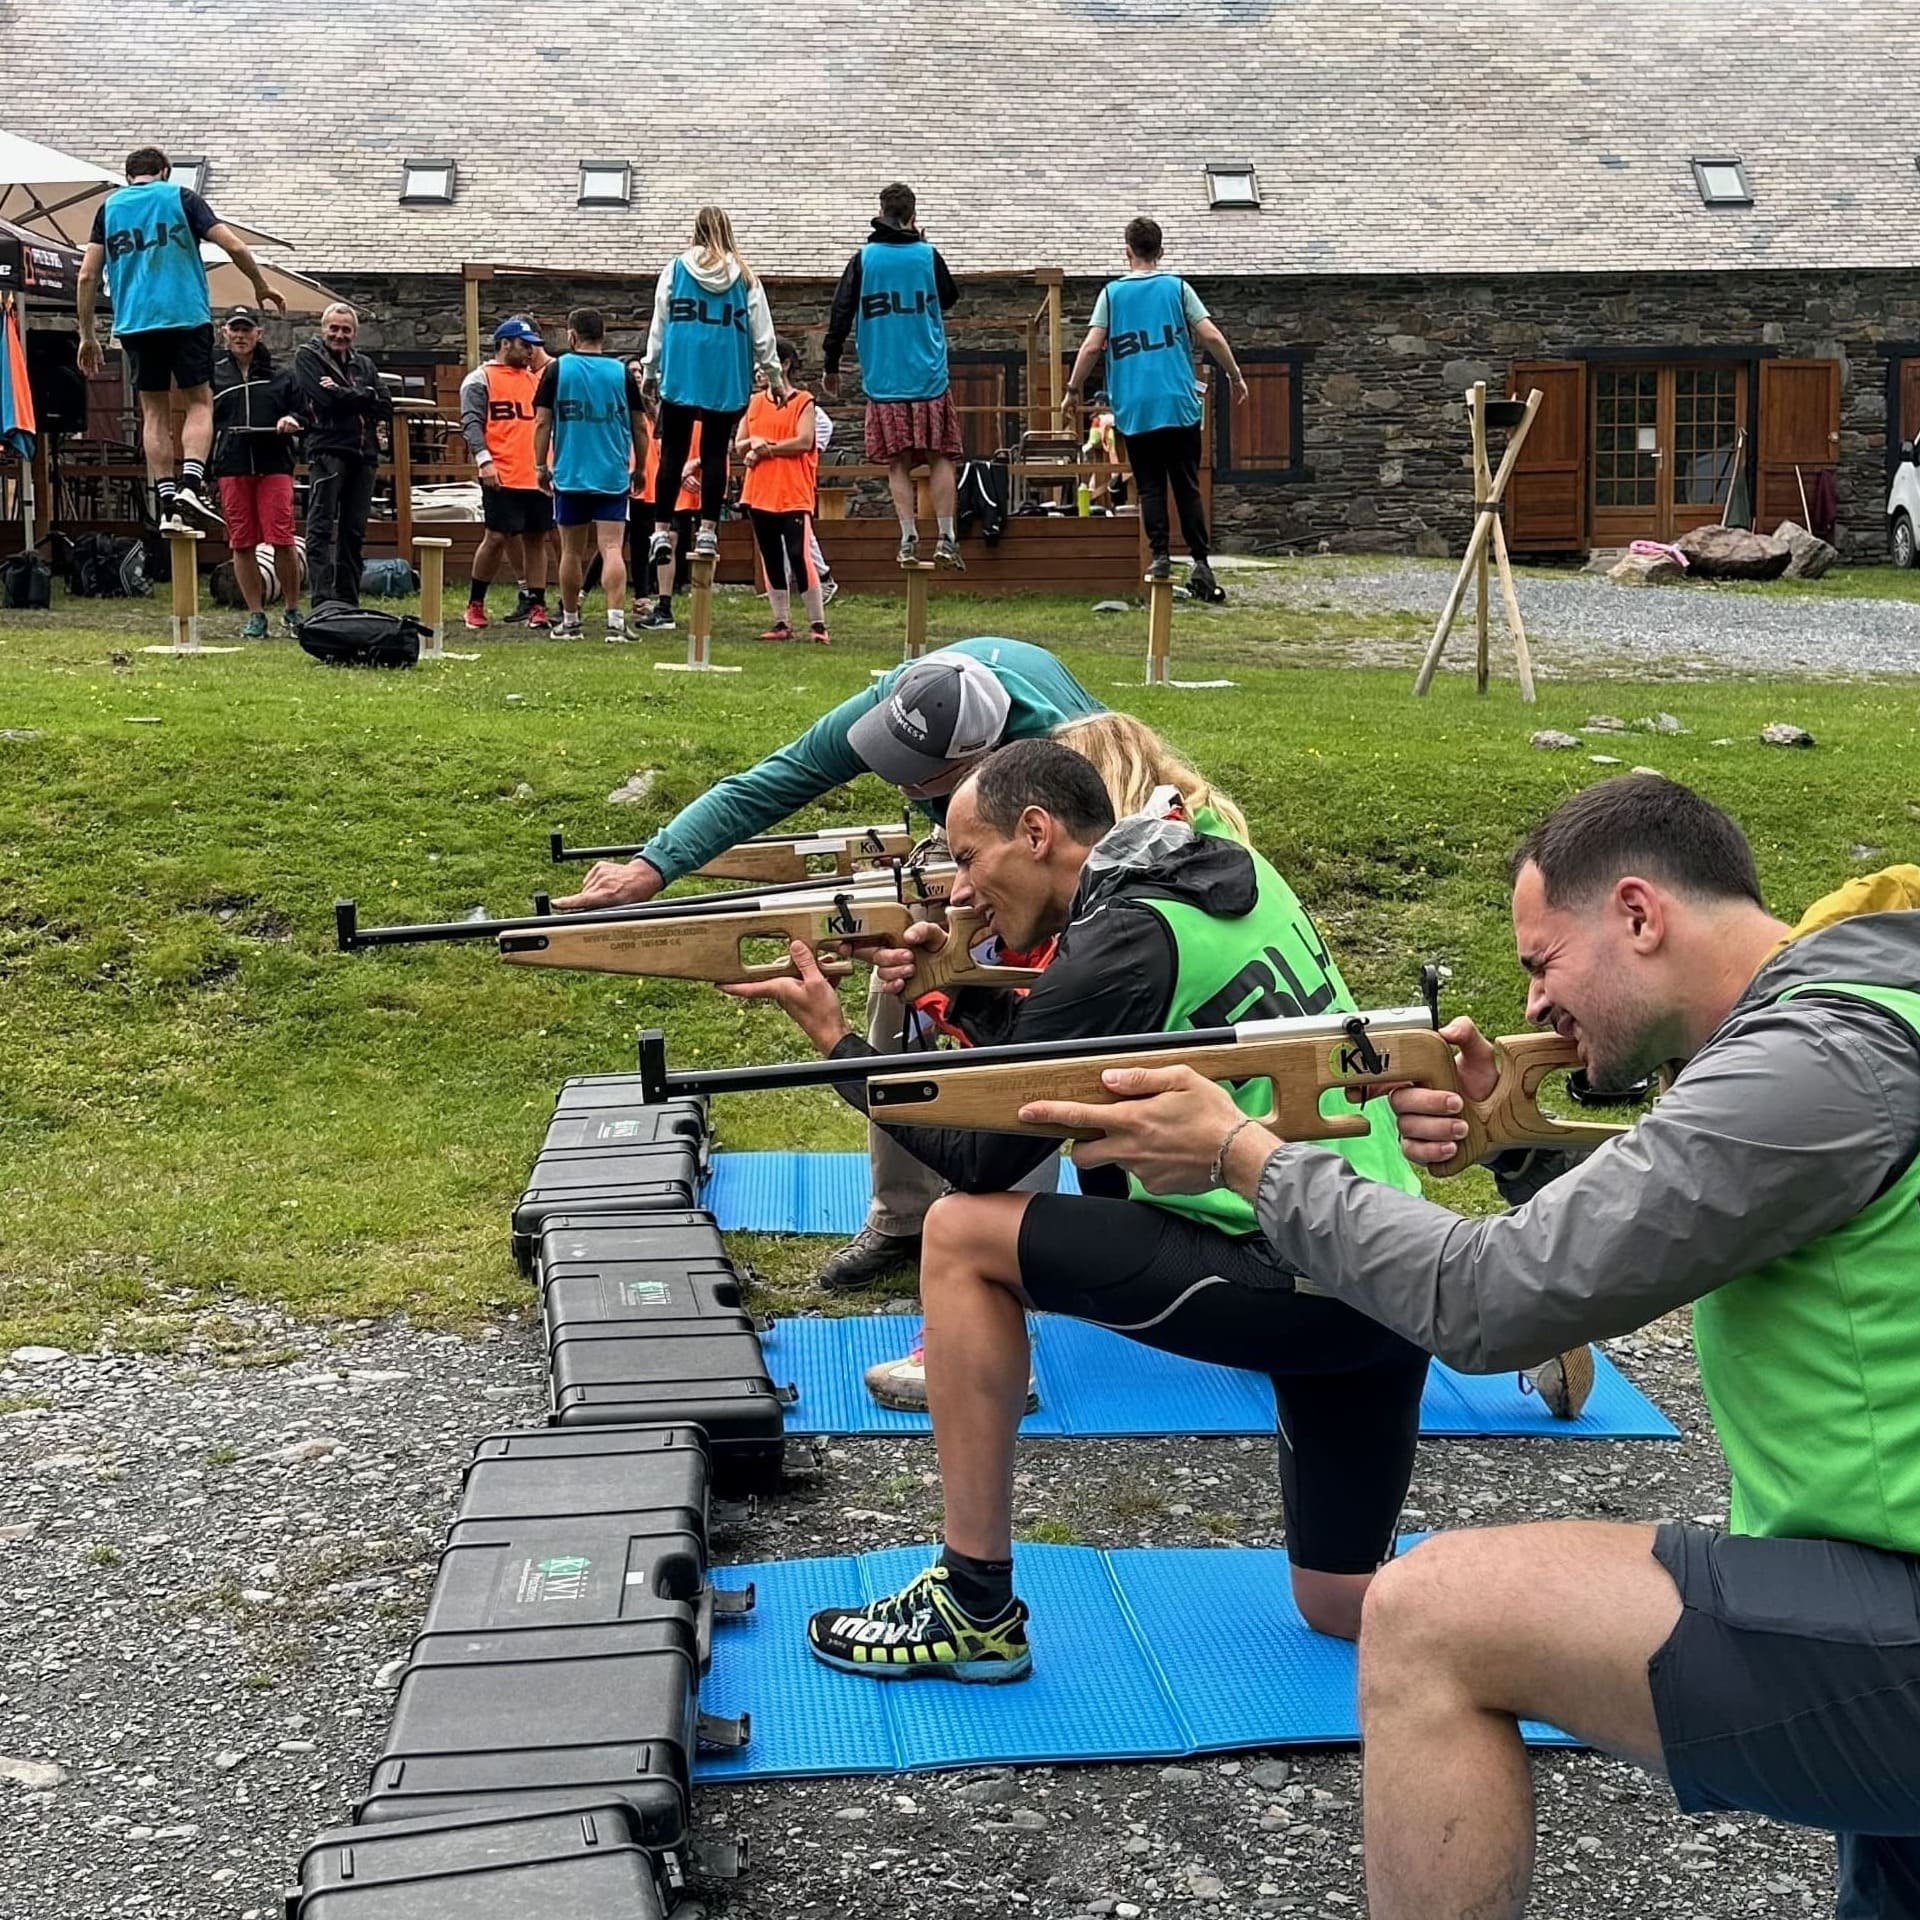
[
  {"xmin": 948, "ymin": 360, "xmax": 1010, "ymax": 458},
  {"xmin": 1225, "ymin": 362, "xmax": 1293, "ymax": 470},
  {"xmin": 1504, "ymin": 362, "xmax": 1586, "ymax": 551},
  {"xmin": 1899, "ymin": 359, "xmax": 1920, "ymax": 447},
  {"xmin": 1756, "ymin": 359, "xmax": 1840, "ymax": 530}
]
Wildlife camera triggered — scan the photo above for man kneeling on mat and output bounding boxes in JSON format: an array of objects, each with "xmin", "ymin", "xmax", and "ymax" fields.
[
  {"xmin": 729, "ymin": 738, "xmax": 1589, "ymax": 1683},
  {"xmin": 1016, "ymin": 776, "xmax": 1920, "ymax": 1919}
]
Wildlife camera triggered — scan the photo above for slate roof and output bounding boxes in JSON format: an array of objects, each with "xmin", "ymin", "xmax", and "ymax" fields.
[{"xmin": 5, "ymin": 0, "xmax": 1915, "ymax": 280}]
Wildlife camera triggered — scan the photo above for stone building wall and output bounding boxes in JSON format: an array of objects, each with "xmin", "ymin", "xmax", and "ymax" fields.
[{"xmin": 324, "ymin": 267, "xmax": 1920, "ymax": 562}]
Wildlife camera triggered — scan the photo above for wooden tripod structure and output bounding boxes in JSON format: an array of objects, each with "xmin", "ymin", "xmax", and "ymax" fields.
[{"xmin": 1412, "ymin": 383, "xmax": 1540, "ymax": 702}]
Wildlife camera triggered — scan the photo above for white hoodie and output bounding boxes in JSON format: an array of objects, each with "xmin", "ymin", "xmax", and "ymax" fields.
[{"xmin": 641, "ymin": 248, "xmax": 779, "ymax": 395}]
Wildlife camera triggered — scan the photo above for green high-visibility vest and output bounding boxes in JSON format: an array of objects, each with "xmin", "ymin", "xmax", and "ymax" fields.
[
  {"xmin": 1692, "ymin": 978, "xmax": 1920, "ymax": 1553},
  {"xmin": 1129, "ymin": 822, "xmax": 1421, "ymax": 1236}
]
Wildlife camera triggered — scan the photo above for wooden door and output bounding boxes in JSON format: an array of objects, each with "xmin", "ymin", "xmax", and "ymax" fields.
[
  {"xmin": 1667, "ymin": 365, "xmax": 1746, "ymax": 537},
  {"xmin": 1590, "ymin": 363, "xmax": 1748, "ymax": 544},
  {"xmin": 1756, "ymin": 359, "xmax": 1840, "ymax": 530},
  {"xmin": 1505, "ymin": 361, "xmax": 1585, "ymax": 550}
]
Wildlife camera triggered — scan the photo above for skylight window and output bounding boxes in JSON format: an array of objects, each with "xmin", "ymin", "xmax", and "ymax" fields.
[
  {"xmin": 1205, "ymin": 164, "xmax": 1261, "ymax": 211},
  {"xmin": 173, "ymin": 156, "xmax": 209, "ymax": 197},
  {"xmin": 400, "ymin": 159, "xmax": 457, "ymax": 206},
  {"xmin": 1691, "ymin": 157, "xmax": 1752, "ymax": 207},
  {"xmin": 578, "ymin": 161, "xmax": 632, "ymax": 209}
]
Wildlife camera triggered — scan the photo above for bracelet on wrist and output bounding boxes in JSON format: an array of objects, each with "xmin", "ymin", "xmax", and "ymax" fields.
[{"xmin": 1208, "ymin": 1114, "xmax": 1261, "ymax": 1188}]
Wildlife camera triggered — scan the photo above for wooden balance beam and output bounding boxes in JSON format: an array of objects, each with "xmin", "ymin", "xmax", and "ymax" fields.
[
  {"xmin": 411, "ymin": 536, "xmax": 477, "ymax": 662},
  {"xmin": 655, "ymin": 552, "xmax": 739, "ymax": 673},
  {"xmin": 1140, "ymin": 573, "xmax": 1232, "ymax": 691},
  {"xmin": 140, "ymin": 528, "xmax": 243, "ymax": 656}
]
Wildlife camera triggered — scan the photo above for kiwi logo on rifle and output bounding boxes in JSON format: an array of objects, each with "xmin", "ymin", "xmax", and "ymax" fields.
[
  {"xmin": 825, "ymin": 900, "xmax": 866, "ymax": 938},
  {"xmin": 860, "ymin": 828, "xmax": 889, "ymax": 856},
  {"xmin": 1331, "ymin": 1040, "xmax": 1390, "ymax": 1080}
]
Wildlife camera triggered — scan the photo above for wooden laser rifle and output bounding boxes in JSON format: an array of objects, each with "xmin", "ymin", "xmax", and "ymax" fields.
[
  {"xmin": 336, "ymin": 862, "xmax": 959, "ymax": 953},
  {"xmin": 631, "ymin": 989, "xmax": 1640, "ymax": 1181},
  {"xmin": 548, "ymin": 816, "xmax": 922, "ymax": 886},
  {"xmin": 498, "ymin": 896, "xmax": 1040, "ymax": 997}
]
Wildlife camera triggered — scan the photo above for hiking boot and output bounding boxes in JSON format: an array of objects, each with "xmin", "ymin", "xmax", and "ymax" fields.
[
  {"xmin": 280, "ymin": 605, "xmax": 303, "ymax": 635},
  {"xmin": 463, "ymin": 604, "xmax": 489, "ymax": 631},
  {"xmin": 758, "ymin": 620, "xmax": 794, "ymax": 644},
  {"xmin": 806, "ymin": 1564, "xmax": 1031, "ymax": 1684},
  {"xmin": 648, "ymin": 528, "xmax": 675, "ymax": 566},
  {"xmin": 640, "ymin": 602, "xmax": 676, "ymax": 632},
  {"xmin": 820, "ymin": 575, "xmax": 839, "ymax": 606},
  {"xmin": 819, "ymin": 1224, "xmax": 921, "ymax": 1292},
  {"xmin": 693, "ymin": 523, "xmax": 720, "ymax": 558},
  {"xmin": 864, "ymin": 1341, "xmax": 1040, "ymax": 1415},
  {"xmin": 1186, "ymin": 561, "xmax": 1227, "ymax": 604},
  {"xmin": 1144, "ymin": 553, "xmax": 1172, "ymax": 583},
  {"xmin": 502, "ymin": 589, "xmax": 536, "ymax": 625},
  {"xmin": 934, "ymin": 534, "xmax": 965, "ymax": 571},
  {"xmin": 897, "ymin": 530, "xmax": 919, "ymax": 565},
  {"xmin": 526, "ymin": 602, "xmax": 552, "ymax": 632},
  {"xmin": 172, "ymin": 486, "xmax": 225, "ymax": 533},
  {"xmin": 1522, "ymin": 1346, "xmax": 1596, "ymax": 1421},
  {"xmin": 556, "ymin": 610, "xmax": 584, "ymax": 638},
  {"xmin": 241, "ymin": 611, "xmax": 268, "ymax": 640},
  {"xmin": 808, "ymin": 622, "xmax": 831, "ymax": 646}
]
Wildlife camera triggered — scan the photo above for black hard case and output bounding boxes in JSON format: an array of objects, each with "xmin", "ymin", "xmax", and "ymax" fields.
[
  {"xmin": 296, "ymin": 1841, "xmax": 666, "ymax": 1919},
  {"xmin": 510, "ymin": 1146, "xmax": 704, "ymax": 1273},
  {"xmin": 291, "ymin": 1802, "xmax": 643, "ymax": 1905}
]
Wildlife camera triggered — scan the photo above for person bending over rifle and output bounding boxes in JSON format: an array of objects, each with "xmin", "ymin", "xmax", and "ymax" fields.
[
  {"xmin": 727, "ymin": 737, "xmax": 1596, "ymax": 1684},
  {"xmin": 555, "ymin": 643, "xmax": 1105, "ymax": 1291},
  {"xmin": 1018, "ymin": 774, "xmax": 1920, "ymax": 1920}
]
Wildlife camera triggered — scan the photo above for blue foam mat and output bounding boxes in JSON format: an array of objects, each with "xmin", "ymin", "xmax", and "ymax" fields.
[
  {"xmin": 705, "ymin": 1150, "xmax": 1079, "ymax": 1235},
  {"xmin": 696, "ymin": 1542, "xmax": 1571, "ymax": 1781},
  {"xmin": 765, "ymin": 1313, "xmax": 1677, "ymax": 1441}
]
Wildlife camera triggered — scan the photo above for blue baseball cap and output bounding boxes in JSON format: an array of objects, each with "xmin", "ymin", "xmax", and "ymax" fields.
[{"xmin": 493, "ymin": 317, "xmax": 543, "ymax": 345}]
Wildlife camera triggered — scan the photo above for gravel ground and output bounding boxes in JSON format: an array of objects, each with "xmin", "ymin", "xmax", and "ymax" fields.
[
  {"xmin": 1230, "ymin": 555, "xmax": 1920, "ymax": 680},
  {"xmin": 0, "ymin": 1299, "xmax": 1837, "ymax": 1920}
]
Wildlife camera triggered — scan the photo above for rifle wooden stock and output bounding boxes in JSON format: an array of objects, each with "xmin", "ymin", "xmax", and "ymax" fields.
[
  {"xmin": 498, "ymin": 900, "xmax": 1039, "ymax": 995},
  {"xmin": 866, "ymin": 1022, "xmax": 1624, "ymax": 1180},
  {"xmin": 695, "ymin": 824, "xmax": 919, "ymax": 885}
]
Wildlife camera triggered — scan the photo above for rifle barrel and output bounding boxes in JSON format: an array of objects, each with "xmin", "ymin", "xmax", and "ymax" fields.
[{"xmin": 638, "ymin": 1004, "xmax": 1436, "ymax": 1101}]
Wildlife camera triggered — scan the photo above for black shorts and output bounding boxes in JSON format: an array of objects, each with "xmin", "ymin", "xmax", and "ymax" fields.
[
  {"xmin": 1650, "ymin": 1525, "xmax": 1920, "ymax": 1911},
  {"xmin": 482, "ymin": 485, "xmax": 555, "ymax": 537},
  {"xmin": 122, "ymin": 324, "xmax": 215, "ymax": 394},
  {"xmin": 1016, "ymin": 1193, "xmax": 1429, "ymax": 1576}
]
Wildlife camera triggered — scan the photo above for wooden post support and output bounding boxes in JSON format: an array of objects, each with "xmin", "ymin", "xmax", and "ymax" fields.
[
  {"xmin": 413, "ymin": 537, "xmax": 453, "ymax": 658},
  {"xmin": 1469, "ymin": 383, "xmax": 1491, "ymax": 697},
  {"xmin": 655, "ymin": 550, "xmax": 739, "ymax": 674},
  {"xmin": 140, "ymin": 529, "xmax": 240, "ymax": 654},
  {"xmin": 901, "ymin": 558, "xmax": 936, "ymax": 660},
  {"xmin": 1145, "ymin": 574, "xmax": 1174, "ymax": 686},
  {"xmin": 1412, "ymin": 388, "xmax": 1542, "ymax": 700}
]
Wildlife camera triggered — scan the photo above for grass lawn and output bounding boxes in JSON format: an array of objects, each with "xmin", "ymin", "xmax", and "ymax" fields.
[{"xmin": 2, "ymin": 581, "xmax": 1916, "ymax": 1351}]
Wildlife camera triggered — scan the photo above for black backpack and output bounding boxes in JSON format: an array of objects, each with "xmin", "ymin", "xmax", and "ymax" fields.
[
  {"xmin": 67, "ymin": 533, "xmax": 151, "ymax": 598},
  {"xmin": 297, "ymin": 599, "xmax": 426, "ymax": 669},
  {"xmin": 1, "ymin": 552, "xmax": 52, "ymax": 610}
]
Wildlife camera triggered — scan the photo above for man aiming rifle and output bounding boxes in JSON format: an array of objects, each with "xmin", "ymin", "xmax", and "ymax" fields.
[
  {"xmin": 1015, "ymin": 774, "xmax": 1920, "ymax": 1920},
  {"xmin": 556, "ymin": 642, "xmax": 1104, "ymax": 1290},
  {"xmin": 724, "ymin": 737, "xmax": 1595, "ymax": 1684}
]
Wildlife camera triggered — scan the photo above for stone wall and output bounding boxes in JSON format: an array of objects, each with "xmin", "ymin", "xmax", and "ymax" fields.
[{"xmin": 324, "ymin": 267, "xmax": 1920, "ymax": 562}]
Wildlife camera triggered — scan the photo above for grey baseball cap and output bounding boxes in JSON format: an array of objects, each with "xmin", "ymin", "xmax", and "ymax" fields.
[{"xmin": 847, "ymin": 655, "xmax": 1013, "ymax": 789}]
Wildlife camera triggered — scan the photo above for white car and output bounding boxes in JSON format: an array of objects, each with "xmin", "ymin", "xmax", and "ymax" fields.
[{"xmin": 1889, "ymin": 437, "xmax": 1920, "ymax": 567}]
